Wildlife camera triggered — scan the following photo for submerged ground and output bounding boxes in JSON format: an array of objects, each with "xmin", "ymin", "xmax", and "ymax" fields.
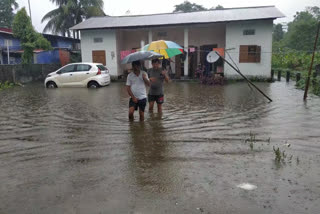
[{"xmin": 0, "ymin": 81, "xmax": 319, "ymax": 214}]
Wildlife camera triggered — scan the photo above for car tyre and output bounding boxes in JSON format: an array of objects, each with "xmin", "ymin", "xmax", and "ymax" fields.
[
  {"xmin": 88, "ymin": 81, "xmax": 100, "ymax": 88},
  {"xmin": 46, "ymin": 81, "xmax": 57, "ymax": 88}
]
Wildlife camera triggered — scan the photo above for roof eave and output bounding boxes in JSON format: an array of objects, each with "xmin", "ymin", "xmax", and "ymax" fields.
[{"xmin": 70, "ymin": 17, "xmax": 285, "ymax": 31}]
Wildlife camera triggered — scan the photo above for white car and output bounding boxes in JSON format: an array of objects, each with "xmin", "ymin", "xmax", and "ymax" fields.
[{"xmin": 45, "ymin": 63, "xmax": 111, "ymax": 88}]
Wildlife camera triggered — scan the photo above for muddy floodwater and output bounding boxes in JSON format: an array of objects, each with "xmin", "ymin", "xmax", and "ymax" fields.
[{"xmin": 0, "ymin": 81, "xmax": 320, "ymax": 214}]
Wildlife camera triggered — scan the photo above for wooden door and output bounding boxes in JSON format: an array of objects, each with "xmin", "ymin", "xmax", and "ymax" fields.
[{"xmin": 92, "ymin": 50, "xmax": 106, "ymax": 65}]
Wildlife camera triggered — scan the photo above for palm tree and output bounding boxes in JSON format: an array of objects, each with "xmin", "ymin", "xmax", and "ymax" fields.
[{"xmin": 42, "ymin": 0, "xmax": 105, "ymax": 38}]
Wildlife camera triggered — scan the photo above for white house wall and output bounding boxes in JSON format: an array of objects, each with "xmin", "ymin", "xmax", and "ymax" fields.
[
  {"xmin": 80, "ymin": 29, "xmax": 118, "ymax": 77},
  {"xmin": 225, "ymin": 20, "xmax": 273, "ymax": 79}
]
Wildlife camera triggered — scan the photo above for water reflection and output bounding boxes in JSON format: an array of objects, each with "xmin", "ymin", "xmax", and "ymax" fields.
[{"xmin": 128, "ymin": 114, "xmax": 176, "ymax": 193}]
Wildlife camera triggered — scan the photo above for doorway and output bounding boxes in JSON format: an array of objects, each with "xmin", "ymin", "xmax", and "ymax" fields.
[
  {"xmin": 200, "ymin": 44, "xmax": 217, "ymax": 75},
  {"xmin": 92, "ymin": 50, "xmax": 106, "ymax": 65}
]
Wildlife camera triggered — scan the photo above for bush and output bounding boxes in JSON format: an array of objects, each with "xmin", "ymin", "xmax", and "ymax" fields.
[{"xmin": 0, "ymin": 81, "xmax": 15, "ymax": 91}]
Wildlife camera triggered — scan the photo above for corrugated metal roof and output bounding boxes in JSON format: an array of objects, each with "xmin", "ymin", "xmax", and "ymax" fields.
[{"xmin": 71, "ymin": 6, "xmax": 285, "ymax": 30}]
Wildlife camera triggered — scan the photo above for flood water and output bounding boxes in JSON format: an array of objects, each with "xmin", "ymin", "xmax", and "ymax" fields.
[{"xmin": 0, "ymin": 81, "xmax": 320, "ymax": 214}]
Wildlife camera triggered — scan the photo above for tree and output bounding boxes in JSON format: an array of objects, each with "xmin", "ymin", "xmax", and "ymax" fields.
[
  {"xmin": 284, "ymin": 9, "xmax": 319, "ymax": 51},
  {"xmin": 13, "ymin": 8, "xmax": 51, "ymax": 64},
  {"xmin": 0, "ymin": 0, "xmax": 19, "ymax": 28},
  {"xmin": 173, "ymin": 1, "xmax": 224, "ymax": 13},
  {"xmin": 273, "ymin": 24, "xmax": 284, "ymax": 42},
  {"xmin": 307, "ymin": 6, "xmax": 320, "ymax": 20},
  {"xmin": 173, "ymin": 1, "xmax": 207, "ymax": 13},
  {"xmin": 42, "ymin": 0, "xmax": 105, "ymax": 37},
  {"xmin": 215, "ymin": 5, "xmax": 224, "ymax": 10}
]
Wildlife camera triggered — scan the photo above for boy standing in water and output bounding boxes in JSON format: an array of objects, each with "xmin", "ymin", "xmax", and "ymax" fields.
[
  {"xmin": 126, "ymin": 61, "xmax": 150, "ymax": 121},
  {"xmin": 148, "ymin": 59, "xmax": 170, "ymax": 113}
]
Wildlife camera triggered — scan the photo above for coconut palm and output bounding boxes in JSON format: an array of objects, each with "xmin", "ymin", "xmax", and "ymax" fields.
[{"xmin": 42, "ymin": 0, "xmax": 105, "ymax": 37}]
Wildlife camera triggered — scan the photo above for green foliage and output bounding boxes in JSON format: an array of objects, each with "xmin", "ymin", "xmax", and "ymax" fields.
[
  {"xmin": 173, "ymin": 1, "xmax": 207, "ymax": 12},
  {"xmin": 285, "ymin": 12, "xmax": 319, "ymax": 51},
  {"xmin": 12, "ymin": 8, "xmax": 51, "ymax": 64},
  {"xmin": 296, "ymin": 79, "xmax": 306, "ymax": 89},
  {"xmin": 42, "ymin": 0, "xmax": 105, "ymax": 37},
  {"xmin": 245, "ymin": 132, "xmax": 256, "ymax": 151},
  {"xmin": 0, "ymin": 0, "xmax": 19, "ymax": 28},
  {"xmin": 215, "ymin": 5, "xmax": 224, "ymax": 10},
  {"xmin": 173, "ymin": 1, "xmax": 223, "ymax": 13},
  {"xmin": 273, "ymin": 24, "xmax": 284, "ymax": 42},
  {"xmin": 272, "ymin": 48, "xmax": 320, "ymax": 71},
  {"xmin": 311, "ymin": 76, "xmax": 320, "ymax": 95},
  {"xmin": 0, "ymin": 81, "xmax": 15, "ymax": 91},
  {"xmin": 273, "ymin": 146, "xmax": 293, "ymax": 166},
  {"xmin": 275, "ymin": 7, "xmax": 320, "ymax": 52}
]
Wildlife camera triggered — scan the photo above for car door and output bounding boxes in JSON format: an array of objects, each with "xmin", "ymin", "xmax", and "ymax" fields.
[
  {"xmin": 73, "ymin": 64, "xmax": 93, "ymax": 86},
  {"xmin": 54, "ymin": 64, "xmax": 76, "ymax": 86}
]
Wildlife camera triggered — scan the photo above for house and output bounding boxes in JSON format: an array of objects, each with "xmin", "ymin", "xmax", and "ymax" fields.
[
  {"xmin": 0, "ymin": 28, "xmax": 80, "ymax": 65},
  {"xmin": 0, "ymin": 28, "xmax": 22, "ymax": 64},
  {"xmin": 71, "ymin": 6, "xmax": 284, "ymax": 79}
]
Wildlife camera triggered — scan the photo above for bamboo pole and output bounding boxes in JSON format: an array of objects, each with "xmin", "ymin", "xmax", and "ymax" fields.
[
  {"xmin": 303, "ymin": 22, "xmax": 320, "ymax": 100},
  {"xmin": 218, "ymin": 53, "xmax": 273, "ymax": 102}
]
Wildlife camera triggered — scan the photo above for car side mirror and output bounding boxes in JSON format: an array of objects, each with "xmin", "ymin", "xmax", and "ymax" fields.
[{"xmin": 57, "ymin": 71, "xmax": 62, "ymax": 74}]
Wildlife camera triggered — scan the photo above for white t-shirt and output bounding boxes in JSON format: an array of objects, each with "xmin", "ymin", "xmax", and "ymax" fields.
[{"xmin": 126, "ymin": 70, "xmax": 149, "ymax": 100}]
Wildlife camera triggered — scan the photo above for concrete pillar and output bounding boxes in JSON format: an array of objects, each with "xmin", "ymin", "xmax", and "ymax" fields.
[
  {"xmin": 148, "ymin": 30, "xmax": 152, "ymax": 44},
  {"xmin": 184, "ymin": 27, "xmax": 189, "ymax": 77}
]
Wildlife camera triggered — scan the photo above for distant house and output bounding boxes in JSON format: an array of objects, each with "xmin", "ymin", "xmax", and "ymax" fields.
[
  {"xmin": 0, "ymin": 28, "xmax": 80, "ymax": 65},
  {"xmin": 71, "ymin": 6, "xmax": 284, "ymax": 79},
  {"xmin": 0, "ymin": 28, "xmax": 22, "ymax": 64}
]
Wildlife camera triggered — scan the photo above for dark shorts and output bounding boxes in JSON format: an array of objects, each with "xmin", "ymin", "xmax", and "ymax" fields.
[
  {"xmin": 148, "ymin": 94, "xmax": 164, "ymax": 104},
  {"xmin": 129, "ymin": 98, "xmax": 147, "ymax": 112}
]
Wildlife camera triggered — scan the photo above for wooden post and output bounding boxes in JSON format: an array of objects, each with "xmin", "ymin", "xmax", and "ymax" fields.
[
  {"xmin": 286, "ymin": 71, "xmax": 290, "ymax": 82},
  {"xmin": 271, "ymin": 69, "xmax": 274, "ymax": 81},
  {"xmin": 304, "ymin": 21, "xmax": 320, "ymax": 100},
  {"xmin": 296, "ymin": 73, "xmax": 301, "ymax": 82},
  {"xmin": 277, "ymin": 70, "xmax": 281, "ymax": 81}
]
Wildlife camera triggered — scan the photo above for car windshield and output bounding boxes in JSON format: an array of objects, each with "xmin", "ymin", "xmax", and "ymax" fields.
[{"xmin": 97, "ymin": 65, "xmax": 108, "ymax": 71}]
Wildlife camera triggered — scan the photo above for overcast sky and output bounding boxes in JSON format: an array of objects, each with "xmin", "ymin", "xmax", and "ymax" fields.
[{"xmin": 16, "ymin": 0, "xmax": 319, "ymax": 33}]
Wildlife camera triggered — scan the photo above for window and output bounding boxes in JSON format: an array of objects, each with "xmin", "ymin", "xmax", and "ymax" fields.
[
  {"xmin": 60, "ymin": 65, "xmax": 76, "ymax": 73},
  {"xmin": 239, "ymin": 45, "xmax": 261, "ymax": 63},
  {"xmin": 94, "ymin": 38, "xmax": 103, "ymax": 43},
  {"xmin": 4, "ymin": 39, "xmax": 13, "ymax": 46},
  {"xmin": 96, "ymin": 65, "xmax": 108, "ymax": 71},
  {"xmin": 243, "ymin": 29, "xmax": 255, "ymax": 35},
  {"xmin": 76, "ymin": 64, "xmax": 91, "ymax": 71}
]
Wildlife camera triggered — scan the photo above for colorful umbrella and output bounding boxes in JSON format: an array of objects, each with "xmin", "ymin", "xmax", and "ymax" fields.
[{"xmin": 141, "ymin": 40, "xmax": 184, "ymax": 59}]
